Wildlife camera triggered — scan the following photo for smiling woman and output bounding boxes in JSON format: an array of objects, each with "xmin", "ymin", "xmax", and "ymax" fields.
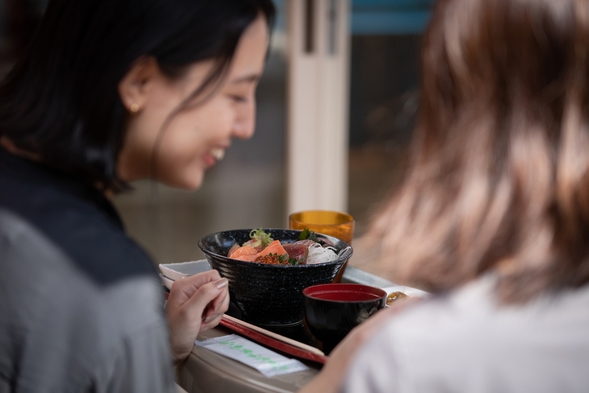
[
  {"xmin": 0, "ymin": 0, "xmax": 275, "ymax": 392},
  {"xmin": 118, "ymin": 15, "xmax": 269, "ymax": 190},
  {"xmin": 0, "ymin": 0, "xmax": 273, "ymax": 194}
]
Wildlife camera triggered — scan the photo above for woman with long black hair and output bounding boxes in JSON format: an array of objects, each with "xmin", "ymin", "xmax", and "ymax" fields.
[{"xmin": 0, "ymin": 0, "xmax": 275, "ymax": 391}]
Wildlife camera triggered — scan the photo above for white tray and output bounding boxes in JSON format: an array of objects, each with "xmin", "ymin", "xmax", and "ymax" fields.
[{"xmin": 159, "ymin": 260, "xmax": 212, "ymax": 289}]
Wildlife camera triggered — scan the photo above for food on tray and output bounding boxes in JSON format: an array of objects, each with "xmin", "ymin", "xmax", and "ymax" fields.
[
  {"xmin": 386, "ymin": 291, "xmax": 409, "ymax": 306},
  {"xmin": 228, "ymin": 228, "xmax": 341, "ymax": 265}
]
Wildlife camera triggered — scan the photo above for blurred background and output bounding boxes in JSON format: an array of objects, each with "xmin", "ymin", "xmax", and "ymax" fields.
[{"xmin": 0, "ymin": 0, "xmax": 434, "ymax": 268}]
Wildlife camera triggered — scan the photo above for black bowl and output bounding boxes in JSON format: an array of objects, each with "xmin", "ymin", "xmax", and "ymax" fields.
[
  {"xmin": 303, "ymin": 283, "xmax": 386, "ymax": 355},
  {"xmin": 198, "ymin": 229, "xmax": 353, "ymax": 326}
]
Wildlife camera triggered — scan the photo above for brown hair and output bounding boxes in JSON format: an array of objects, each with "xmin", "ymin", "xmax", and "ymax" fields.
[{"xmin": 364, "ymin": 0, "xmax": 589, "ymax": 303}]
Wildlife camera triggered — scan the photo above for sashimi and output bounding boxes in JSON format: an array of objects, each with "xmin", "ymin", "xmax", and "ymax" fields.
[
  {"xmin": 257, "ymin": 240, "xmax": 288, "ymax": 257},
  {"xmin": 225, "ymin": 228, "xmax": 340, "ymax": 265},
  {"xmin": 229, "ymin": 245, "xmax": 258, "ymax": 261},
  {"xmin": 282, "ymin": 243, "xmax": 309, "ymax": 265}
]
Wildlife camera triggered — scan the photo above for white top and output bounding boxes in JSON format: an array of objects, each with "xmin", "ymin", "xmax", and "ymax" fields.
[{"xmin": 343, "ymin": 275, "xmax": 589, "ymax": 393}]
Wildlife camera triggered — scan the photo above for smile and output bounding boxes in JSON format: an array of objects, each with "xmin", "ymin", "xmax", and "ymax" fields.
[{"xmin": 210, "ymin": 148, "xmax": 225, "ymax": 161}]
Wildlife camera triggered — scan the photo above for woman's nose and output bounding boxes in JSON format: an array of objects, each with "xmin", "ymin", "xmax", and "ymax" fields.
[{"xmin": 232, "ymin": 103, "xmax": 256, "ymax": 139}]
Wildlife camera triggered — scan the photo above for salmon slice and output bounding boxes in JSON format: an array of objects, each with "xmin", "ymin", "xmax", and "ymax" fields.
[
  {"xmin": 257, "ymin": 240, "xmax": 288, "ymax": 257},
  {"xmin": 235, "ymin": 255, "xmax": 258, "ymax": 262},
  {"xmin": 229, "ymin": 245, "xmax": 258, "ymax": 261},
  {"xmin": 228, "ymin": 244, "xmax": 240, "ymax": 256}
]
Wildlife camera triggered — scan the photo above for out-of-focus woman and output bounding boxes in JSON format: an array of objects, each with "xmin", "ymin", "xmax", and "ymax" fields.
[{"xmin": 303, "ymin": 0, "xmax": 589, "ymax": 391}]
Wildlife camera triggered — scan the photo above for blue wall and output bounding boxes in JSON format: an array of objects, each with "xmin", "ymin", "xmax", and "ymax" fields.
[{"xmin": 352, "ymin": 0, "xmax": 435, "ymax": 35}]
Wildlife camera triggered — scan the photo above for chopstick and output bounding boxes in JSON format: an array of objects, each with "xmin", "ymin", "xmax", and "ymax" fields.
[{"xmin": 221, "ymin": 314, "xmax": 325, "ymax": 357}]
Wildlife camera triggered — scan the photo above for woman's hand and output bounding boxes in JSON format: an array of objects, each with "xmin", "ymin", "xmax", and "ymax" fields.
[{"xmin": 165, "ymin": 270, "xmax": 230, "ymax": 364}]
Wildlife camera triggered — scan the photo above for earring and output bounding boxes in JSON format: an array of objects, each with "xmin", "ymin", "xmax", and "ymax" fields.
[{"xmin": 129, "ymin": 103, "xmax": 140, "ymax": 113}]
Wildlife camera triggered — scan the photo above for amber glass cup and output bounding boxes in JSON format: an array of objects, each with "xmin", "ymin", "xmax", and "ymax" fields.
[{"xmin": 288, "ymin": 210, "xmax": 354, "ymax": 282}]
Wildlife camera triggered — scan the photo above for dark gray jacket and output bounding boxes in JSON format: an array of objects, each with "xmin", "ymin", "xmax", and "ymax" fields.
[{"xmin": 0, "ymin": 149, "xmax": 175, "ymax": 392}]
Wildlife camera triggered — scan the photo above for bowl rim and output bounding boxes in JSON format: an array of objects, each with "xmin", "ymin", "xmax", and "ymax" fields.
[
  {"xmin": 303, "ymin": 283, "xmax": 387, "ymax": 303},
  {"xmin": 198, "ymin": 228, "xmax": 353, "ymax": 269}
]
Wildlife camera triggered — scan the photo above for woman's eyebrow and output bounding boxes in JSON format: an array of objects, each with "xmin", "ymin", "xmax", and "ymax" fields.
[{"xmin": 230, "ymin": 74, "xmax": 260, "ymax": 84}]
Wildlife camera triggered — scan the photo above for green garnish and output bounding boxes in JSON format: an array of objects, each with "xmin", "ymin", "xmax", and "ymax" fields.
[
  {"xmin": 298, "ymin": 227, "xmax": 318, "ymax": 242},
  {"xmin": 244, "ymin": 228, "xmax": 273, "ymax": 249},
  {"xmin": 277, "ymin": 253, "xmax": 299, "ymax": 266}
]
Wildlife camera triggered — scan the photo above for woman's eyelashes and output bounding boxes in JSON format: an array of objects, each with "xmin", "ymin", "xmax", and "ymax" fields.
[
  {"xmin": 229, "ymin": 94, "xmax": 248, "ymax": 103},
  {"xmin": 227, "ymin": 91, "xmax": 254, "ymax": 104},
  {"xmin": 227, "ymin": 87, "xmax": 256, "ymax": 104}
]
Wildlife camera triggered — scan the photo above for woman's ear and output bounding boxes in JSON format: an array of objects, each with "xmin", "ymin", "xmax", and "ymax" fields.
[{"xmin": 118, "ymin": 56, "xmax": 160, "ymax": 113}]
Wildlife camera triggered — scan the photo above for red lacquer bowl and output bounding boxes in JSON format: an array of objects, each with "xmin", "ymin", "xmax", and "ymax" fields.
[{"xmin": 303, "ymin": 283, "xmax": 386, "ymax": 355}]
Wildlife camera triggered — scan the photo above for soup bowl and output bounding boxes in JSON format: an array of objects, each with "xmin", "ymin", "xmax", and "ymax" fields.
[
  {"xmin": 303, "ymin": 283, "xmax": 387, "ymax": 355},
  {"xmin": 198, "ymin": 228, "xmax": 353, "ymax": 326}
]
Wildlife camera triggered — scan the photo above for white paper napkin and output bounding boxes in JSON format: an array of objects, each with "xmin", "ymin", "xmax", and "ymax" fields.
[{"xmin": 195, "ymin": 334, "xmax": 308, "ymax": 378}]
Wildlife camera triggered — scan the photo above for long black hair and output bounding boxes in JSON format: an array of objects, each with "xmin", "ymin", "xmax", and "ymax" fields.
[{"xmin": 0, "ymin": 0, "xmax": 275, "ymax": 192}]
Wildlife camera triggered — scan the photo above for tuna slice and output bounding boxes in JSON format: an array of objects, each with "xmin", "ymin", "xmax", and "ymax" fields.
[{"xmin": 282, "ymin": 243, "xmax": 309, "ymax": 265}]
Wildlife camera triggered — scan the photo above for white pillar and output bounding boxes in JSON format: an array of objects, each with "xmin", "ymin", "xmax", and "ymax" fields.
[{"xmin": 286, "ymin": 0, "xmax": 350, "ymax": 218}]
